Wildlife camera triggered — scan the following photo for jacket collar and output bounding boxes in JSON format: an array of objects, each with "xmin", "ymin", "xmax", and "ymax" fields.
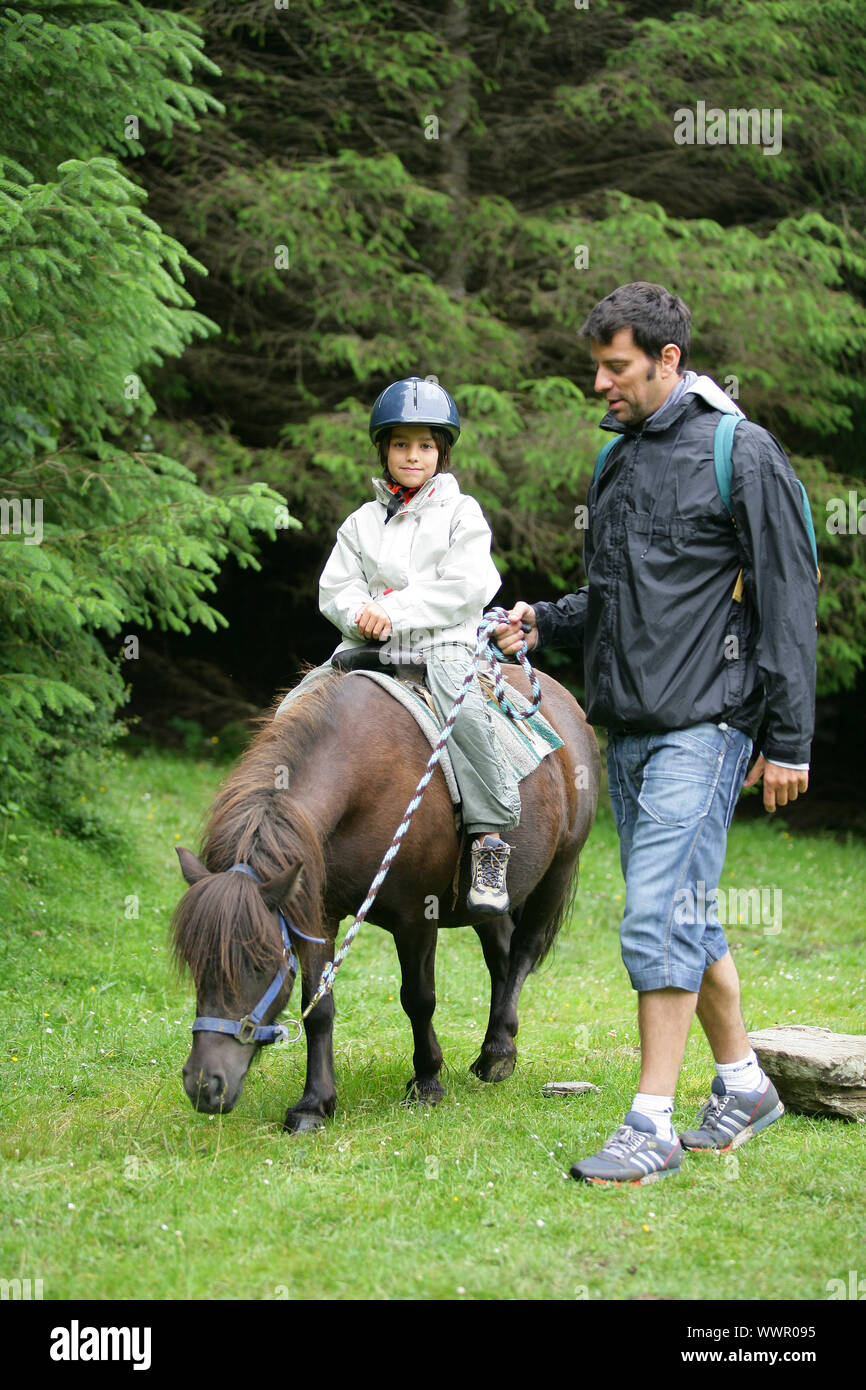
[
  {"xmin": 598, "ymin": 372, "xmax": 745, "ymax": 438},
  {"xmin": 371, "ymin": 471, "xmax": 458, "ymax": 510}
]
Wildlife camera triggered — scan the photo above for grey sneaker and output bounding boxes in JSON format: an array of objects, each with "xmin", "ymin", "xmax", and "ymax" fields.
[
  {"xmin": 467, "ymin": 835, "xmax": 511, "ymax": 915},
  {"xmin": 570, "ymin": 1111, "xmax": 683, "ymax": 1186},
  {"xmin": 679, "ymin": 1075, "xmax": 784, "ymax": 1152}
]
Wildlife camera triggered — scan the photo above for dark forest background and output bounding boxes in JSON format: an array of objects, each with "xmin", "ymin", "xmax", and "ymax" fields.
[{"xmin": 3, "ymin": 0, "xmax": 866, "ymax": 829}]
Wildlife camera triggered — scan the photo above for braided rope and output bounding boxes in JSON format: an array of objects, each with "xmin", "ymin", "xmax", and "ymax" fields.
[{"xmin": 300, "ymin": 607, "xmax": 539, "ymax": 1019}]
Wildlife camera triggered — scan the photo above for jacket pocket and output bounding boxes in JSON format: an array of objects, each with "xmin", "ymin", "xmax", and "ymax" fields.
[{"xmin": 638, "ymin": 733, "xmax": 724, "ymax": 828}]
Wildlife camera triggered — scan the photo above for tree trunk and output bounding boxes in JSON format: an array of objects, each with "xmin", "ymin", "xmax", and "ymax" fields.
[{"xmin": 441, "ymin": 0, "xmax": 470, "ymax": 297}]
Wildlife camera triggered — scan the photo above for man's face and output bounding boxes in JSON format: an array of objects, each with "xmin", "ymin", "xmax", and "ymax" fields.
[{"xmin": 590, "ymin": 327, "xmax": 680, "ymax": 426}]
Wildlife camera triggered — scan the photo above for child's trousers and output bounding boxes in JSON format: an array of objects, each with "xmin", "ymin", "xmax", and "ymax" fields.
[{"xmin": 274, "ymin": 643, "xmax": 521, "ymax": 834}]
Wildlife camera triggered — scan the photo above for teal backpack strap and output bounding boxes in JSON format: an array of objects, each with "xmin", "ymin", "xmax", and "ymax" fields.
[
  {"xmin": 712, "ymin": 412, "xmax": 739, "ymax": 513},
  {"xmin": 592, "ymin": 435, "xmax": 622, "ymax": 485},
  {"xmin": 713, "ymin": 413, "xmax": 819, "ymax": 572},
  {"xmin": 795, "ymin": 479, "xmax": 819, "ymax": 571}
]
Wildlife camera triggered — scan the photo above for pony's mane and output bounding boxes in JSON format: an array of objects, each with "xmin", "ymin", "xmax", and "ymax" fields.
[{"xmin": 171, "ymin": 672, "xmax": 346, "ymax": 1001}]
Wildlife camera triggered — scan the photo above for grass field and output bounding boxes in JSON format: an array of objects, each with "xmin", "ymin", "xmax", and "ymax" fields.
[{"xmin": 1, "ymin": 745, "xmax": 864, "ymax": 1302}]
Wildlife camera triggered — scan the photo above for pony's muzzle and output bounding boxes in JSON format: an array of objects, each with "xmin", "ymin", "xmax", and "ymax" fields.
[{"xmin": 183, "ymin": 1058, "xmax": 237, "ymax": 1113}]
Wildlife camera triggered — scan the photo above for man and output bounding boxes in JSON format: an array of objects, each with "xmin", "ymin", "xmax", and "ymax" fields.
[{"xmin": 495, "ymin": 281, "xmax": 818, "ymax": 1185}]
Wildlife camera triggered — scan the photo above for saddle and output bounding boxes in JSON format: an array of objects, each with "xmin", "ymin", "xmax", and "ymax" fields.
[{"xmin": 330, "ymin": 642, "xmax": 426, "ymax": 684}]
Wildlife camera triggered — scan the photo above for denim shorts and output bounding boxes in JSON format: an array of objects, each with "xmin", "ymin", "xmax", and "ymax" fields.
[{"xmin": 606, "ymin": 722, "xmax": 753, "ymax": 993}]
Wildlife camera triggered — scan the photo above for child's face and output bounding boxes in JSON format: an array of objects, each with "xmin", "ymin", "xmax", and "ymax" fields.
[{"xmin": 386, "ymin": 425, "xmax": 439, "ymax": 488}]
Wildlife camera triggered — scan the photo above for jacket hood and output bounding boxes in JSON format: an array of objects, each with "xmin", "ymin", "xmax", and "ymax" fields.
[{"xmin": 683, "ymin": 373, "xmax": 746, "ymax": 418}]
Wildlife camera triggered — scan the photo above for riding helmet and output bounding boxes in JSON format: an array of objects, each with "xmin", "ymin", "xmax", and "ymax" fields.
[{"xmin": 368, "ymin": 377, "xmax": 460, "ymax": 445}]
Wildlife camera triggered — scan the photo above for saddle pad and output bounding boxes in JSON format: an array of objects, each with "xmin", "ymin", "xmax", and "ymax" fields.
[{"xmin": 347, "ymin": 665, "xmax": 563, "ymax": 808}]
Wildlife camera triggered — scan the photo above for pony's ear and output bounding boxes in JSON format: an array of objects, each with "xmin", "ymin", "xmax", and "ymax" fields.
[
  {"xmin": 258, "ymin": 861, "xmax": 303, "ymax": 912},
  {"xmin": 176, "ymin": 847, "xmax": 210, "ymax": 885}
]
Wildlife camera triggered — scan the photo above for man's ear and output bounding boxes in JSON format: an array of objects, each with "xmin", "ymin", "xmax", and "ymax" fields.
[
  {"xmin": 660, "ymin": 342, "xmax": 682, "ymax": 376},
  {"xmin": 176, "ymin": 847, "xmax": 210, "ymax": 886}
]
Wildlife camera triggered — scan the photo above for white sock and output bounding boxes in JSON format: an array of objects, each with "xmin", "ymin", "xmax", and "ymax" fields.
[
  {"xmin": 716, "ymin": 1049, "xmax": 764, "ymax": 1094},
  {"xmin": 630, "ymin": 1092, "xmax": 676, "ymax": 1142}
]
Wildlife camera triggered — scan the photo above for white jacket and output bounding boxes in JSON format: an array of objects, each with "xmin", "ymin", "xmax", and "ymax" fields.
[{"xmin": 319, "ymin": 472, "xmax": 502, "ymax": 655}]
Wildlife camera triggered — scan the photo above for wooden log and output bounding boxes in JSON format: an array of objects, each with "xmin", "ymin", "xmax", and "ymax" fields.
[{"xmin": 747, "ymin": 1025, "xmax": 866, "ymax": 1119}]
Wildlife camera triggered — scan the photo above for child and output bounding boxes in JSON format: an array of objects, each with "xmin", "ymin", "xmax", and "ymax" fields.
[{"xmin": 276, "ymin": 376, "xmax": 520, "ymax": 914}]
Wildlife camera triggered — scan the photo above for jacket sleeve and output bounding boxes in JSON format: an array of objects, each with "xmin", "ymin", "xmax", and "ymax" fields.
[
  {"xmin": 532, "ymin": 491, "xmax": 594, "ymax": 649},
  {"xmin": 728, "ymin": 424, "xmax": 818, "ymax": 765},
  {"xmin": 377, "ymin": 496, "xmax": 500, "ymax": 638},
  {"xmin": 533, "ymin": 589, "xmax": 589, "ymax": 649},
  {"xmin": 318, "ymin": 516, "xmax": 373, "ymax": 641}
]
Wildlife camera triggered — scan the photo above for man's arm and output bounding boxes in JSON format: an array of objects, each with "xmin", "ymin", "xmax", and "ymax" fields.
[
  {"xmin": 493, "ymin": 589, "xmax": 589, "ymax": 656},
  {"xmin": 533, "ymin": 588, "xmax": 590, "ymax": 649},
  {"xmin": 495, "ymin": 478, "xmax": 594, "ymax": 655},
  {"xmin": 729, "ymin": 423, "xmax": 818, "ymax": 809}
]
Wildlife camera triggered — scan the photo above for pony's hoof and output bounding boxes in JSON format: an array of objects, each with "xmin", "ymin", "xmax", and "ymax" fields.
[
  {"xmin": 283, "ymin": 1109, "xmax": 327, "ymax": 1133},
  {"xmin": 469, "ymin": 1050, "xmax": 516, "ymax": 1083},
  {"xmin": 404, "ymin": 1077, "xmax": 445, "ymax": 1107}
]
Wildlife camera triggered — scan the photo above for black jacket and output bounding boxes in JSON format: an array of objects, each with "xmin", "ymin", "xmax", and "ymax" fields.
[{"xmin": 533, "ymin": 394, "xmax": 818, "ymax": 764}]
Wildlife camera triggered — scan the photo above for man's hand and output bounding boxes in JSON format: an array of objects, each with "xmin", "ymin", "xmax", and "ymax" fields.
[
  {"xmin": 743, "ymin": 755, "xmax": 809, "ymax": 813},
  {"xmin": 493, "ymin": 601, "xmax": 538, "ymax": 657},
  {"xmin": 354, "ymin": 601, "xmax": 392, "ymax": 640}
]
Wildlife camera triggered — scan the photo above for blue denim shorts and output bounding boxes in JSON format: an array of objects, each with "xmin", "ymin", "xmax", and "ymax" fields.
[{"xmin": 607, "ymin": 722, "xmax": 753, "ymax": 993}]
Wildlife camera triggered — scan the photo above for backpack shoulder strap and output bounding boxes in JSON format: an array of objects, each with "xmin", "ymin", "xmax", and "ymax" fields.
[
  {"xmin": 712, "ymin": 412, "xmax": 740, "ymax": 513},
  {"xmin": 795, "ymin": 479, "xmax": 820, "ymax": 572},
  {"xmin": 713, "ymin": 412, "xmax": 819, "ymax": 574},
  {"xmin": 592, "ymin": 435, "xmax": 623, "ymax": 485},
  {"xmin": 713, "ymin": 413, "xmax": 744, "ymax": 602}
]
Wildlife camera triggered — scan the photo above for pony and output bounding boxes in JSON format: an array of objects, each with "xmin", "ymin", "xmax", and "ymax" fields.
[{"xmin": 172, "ymin": 664, "xmax": 599, "ymax": 1131}]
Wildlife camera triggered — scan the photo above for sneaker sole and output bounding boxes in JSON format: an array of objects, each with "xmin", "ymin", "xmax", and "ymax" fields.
[
  {"xmin": 680, "ymin": 1101, "xmax": 785, "ymax": 1153},
  {"xmin": 571, "ymin": 1164, "xmax": 681, "ymax": 1187}
]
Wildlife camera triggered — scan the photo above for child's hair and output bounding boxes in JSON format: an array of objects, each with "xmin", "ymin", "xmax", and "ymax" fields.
[{"xmin": 375, "ymin": 425, "xmax": 452, "ymax": 476}]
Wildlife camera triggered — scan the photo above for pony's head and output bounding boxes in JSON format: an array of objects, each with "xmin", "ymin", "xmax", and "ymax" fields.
[{"xmin": 172, "ymin": 847, "xmax": 303, "ymax": 1113}]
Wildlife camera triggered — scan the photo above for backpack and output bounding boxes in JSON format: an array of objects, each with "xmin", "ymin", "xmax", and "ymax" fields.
[{"xmin": 592, "ymin": 413, "xmax": 820, "ymax": 601}]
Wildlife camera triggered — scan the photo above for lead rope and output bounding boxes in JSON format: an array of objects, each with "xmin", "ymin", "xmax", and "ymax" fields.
[{"xmin": 299, "ymin": 607, "xmax": 540, "ymax": 1020}]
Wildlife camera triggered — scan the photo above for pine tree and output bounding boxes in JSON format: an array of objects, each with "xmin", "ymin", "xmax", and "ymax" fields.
[{"xmin": 0, "ymin": 2, "xmax": 295, "ymax": 803}]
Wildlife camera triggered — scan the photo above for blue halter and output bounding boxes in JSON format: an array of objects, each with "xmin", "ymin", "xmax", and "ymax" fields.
[{"xmin": 191, "ymin": 863, "xmax": 323, "ymax": 1046}]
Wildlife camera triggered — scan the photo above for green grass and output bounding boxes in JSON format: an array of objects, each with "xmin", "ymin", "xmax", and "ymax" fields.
[{"xmin": 1, "ymin": 747, "xmax": 864, "ymax": 1301}]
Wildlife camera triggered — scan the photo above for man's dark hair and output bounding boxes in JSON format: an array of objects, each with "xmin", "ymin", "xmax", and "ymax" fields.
[
  {"xmin": 580, "ymin": 281, "xmax": 691, "ymax": 372},
  {"xmin": 376, "ymin": 425, "xmax": 452, "ymax": 475}
]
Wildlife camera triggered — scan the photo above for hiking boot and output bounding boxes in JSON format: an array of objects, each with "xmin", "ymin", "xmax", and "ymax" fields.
[
  {"xmin": 467, "ymin": 835, "xmax": 511, "ymax": 915},
  {"xmin": 679, "ymin": 1075, "xmax": 784, "ymax": 1153},
  {"xmin": 570, "ymin": 1111, "xmax": 683, "ymax": 1186}
]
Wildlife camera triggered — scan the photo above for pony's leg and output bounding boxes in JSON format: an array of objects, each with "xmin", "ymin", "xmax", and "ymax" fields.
[
  {"xmin": 392, "ymin": 924, "xmax": 446, "ymax": 1106},
  {"xmin": 283, "ymin": 937, "xmax": 338, "ymax": 1134},
  {"xmin": 470, "ymin": 914, "xmax": 519, "ymax": 1082},
  {"xmin": 471, "ymin": 854, "xmax": 579, "ymax": 1083}
]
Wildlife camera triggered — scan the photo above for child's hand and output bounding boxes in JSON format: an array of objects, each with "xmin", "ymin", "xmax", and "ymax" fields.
[{"xmin": 354, "ymin": 601, "xmax": 392, "ymax": 640}]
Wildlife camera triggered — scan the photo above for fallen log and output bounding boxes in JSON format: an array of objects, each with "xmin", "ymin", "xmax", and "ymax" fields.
[{"xmin": 747, "ymin": 1025, "xmax": 866, "ymax": 1119}]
